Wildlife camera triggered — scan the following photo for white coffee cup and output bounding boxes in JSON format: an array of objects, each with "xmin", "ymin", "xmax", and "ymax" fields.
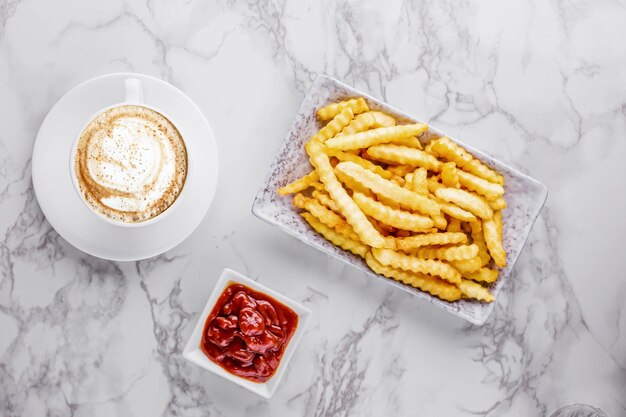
[{"xmin": 69, "ymin": 78, "xmax": 191, "ymax": 228}]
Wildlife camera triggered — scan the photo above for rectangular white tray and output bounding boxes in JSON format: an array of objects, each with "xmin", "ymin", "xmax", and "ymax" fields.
[{"xmin": 252, "ymin": 75, "xmax": 547, "ymax": 325}]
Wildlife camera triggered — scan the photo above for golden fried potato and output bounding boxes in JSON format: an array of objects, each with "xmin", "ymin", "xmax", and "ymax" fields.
[
  {"xmin": 366, "ymin": 144, "xmax": 442, "ymax": 171},
  {"xmin": 440, "ymin": 201, "xmax": 477, "ymax": 222},
  {"xmin": 435, "ymin": 187, "xmax": 493, "ymax": 220},
  {"xmin": 469, "ymin": 221, "xmax": 491, "ymax": 267},
  {"xmin": 459, "ymin": 279, "xmax": 494, "ymax": 302},
  {"xmin": 414, "ymin": 244, "xmax": 479, "ymax": 261},
  {"xmin": 353, "ymin": 192, "xmax": 435, "ymax": 231},
  {"xmin": 317, "ymin": 98, "xmax": 368, "ymax": 121},
  {"xmin": 337, "ymin": 110, "xmax": 396, "ymax": 137},
  {"xmin": 335, "ymin": 161, "xmax": 441, "ymax": 217},
  {"xmin": 441, "ymin": 162, "xmax": 460, "ymax": 188},
  {"xmin": 306, "ymin": 141, "xmax": 387, "ymax": 248},
  {"xmin": 395, "ymin": 232, "xmax": 467, "ymax": 252},
  {"xmin": 388, "ymin": 136, "xmax": 423, "ymax": 149},
  {"xmin": 450, "ymin": 257, "xmax": 482, "ymax": 274},
  {"xmin": 372, "ymin": 248, "xmax": 462, "ymax": 285},
  {"xmin": 446, "ymin": 218, "xmax": 462, "ymax": 232},
  {"xmin": 324, "ymin": 148, "xmax": 393, "ymax": 180},
  {"xmin": 457, "ymin": 169, "xmax": 504, "ymax": 200},
  {"xmin": 430, "ymin": 137, "xmax": 504, "ymax": 185},
  {"xmin": 311, "ymin": 108, "xmax": 354, "ymax": 143},
  {"xmin": 483, "ymin": 218, "xmax": 506, "ymax": 267},
  {"xmin": 464, "ymin": 267, "xmax": 499, "ymax": 283},
  {"xmin": 412, "ymin": 168, "xmax": 429, "ymax": 195},
  {"xmin": 370, "ymin": 111, "xmax": 398, "ymax": 128},
  {"xmin": 365, "ymin": 252, "xmax": 462, "ymax": 301},
  {"xmin": 309, "ymin": 181, "xmax": 326, "ymax": 191},
  {"xmin": 489, "ymin": 197, "xmax": 507, "ymax": 210},
  {"xmin": 277, "ymin": 170, "xmax": 320, "ymax": 195},
  {"xmin": 325, "ymin": 124, "xmax": 428, "ymax": 151},
  {"xmin": 312, "ymin": 190, "xmax": 341, "ymax": 214},
  {"xmin": 495, "ymin": 210, "xmax": 503, "ymax": 241},
  {"xmin": 386, "ymin": 165, "xmax": 415, "ymax": 177},
  {"xmin": 293, "ymin": 194, "xmax": 359, "ymax": 241},
  {"xmin": 302, "ymin": 212, "xmax": 368, "ymax": 258}
]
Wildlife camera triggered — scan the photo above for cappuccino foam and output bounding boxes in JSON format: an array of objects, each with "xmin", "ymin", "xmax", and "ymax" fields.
[{"xmin": 73, "ymin": 105, "xmax": 188, "ymax": 223}]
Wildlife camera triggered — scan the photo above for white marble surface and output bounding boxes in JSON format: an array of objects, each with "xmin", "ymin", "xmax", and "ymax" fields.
[{"xmin": 0, "ymin": 0, "xmax": 624, "ymax": 416}]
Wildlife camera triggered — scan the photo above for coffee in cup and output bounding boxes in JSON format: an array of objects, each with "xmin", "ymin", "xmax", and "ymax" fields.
[{"xmin": 72, "ymin": 103, "xmax": 188, "ymax": 224}]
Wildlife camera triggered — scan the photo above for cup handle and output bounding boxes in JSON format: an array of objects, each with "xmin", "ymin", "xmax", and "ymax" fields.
[{"xmin": 124, "ymin": 78, "xmax": 143, "ymax": 103}]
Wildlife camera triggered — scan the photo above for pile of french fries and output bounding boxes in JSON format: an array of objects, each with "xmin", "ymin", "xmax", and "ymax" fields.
[{"xmin": 278, "ymin": 97, "xmax": 507, "ymax": 303}]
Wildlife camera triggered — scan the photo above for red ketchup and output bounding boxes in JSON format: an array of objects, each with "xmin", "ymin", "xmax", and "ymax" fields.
[{"xmin": 201, "ymin": 283, "xmax": 298, "ymax": 383}]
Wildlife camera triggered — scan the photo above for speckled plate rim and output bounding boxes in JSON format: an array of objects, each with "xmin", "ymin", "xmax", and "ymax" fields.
[{"xmin": 251, "ymin": 74, "xmax": 548, "ymax": 325}]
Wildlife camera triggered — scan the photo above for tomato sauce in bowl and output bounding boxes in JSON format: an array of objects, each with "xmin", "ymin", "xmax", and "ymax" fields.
[{"xmin": 200, "ymin": 283, "xmax": 299, "ymax": 383}]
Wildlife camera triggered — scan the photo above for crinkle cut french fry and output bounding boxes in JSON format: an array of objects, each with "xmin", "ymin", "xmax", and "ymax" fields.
[
  {"xmin": 365, "ymin": 252, "xmax": 462, "ymax": 301},
  {"xmin": 412, "ymin": 168, "xmax": 428, "ymax": 195},
  {"xmin": 456, "ymin": 169, "xmax": 504, "ymax": 200},
  {"xmin": 337, "ymin": 112, "xmax": 374, "ymax": 136},
  {"xmin": 309, "ymin": 181, "xmax": 325, "ymax": 191},
  {"xmin": 306, "ymin": 141, "xmax": 387, "ymax": 248},
  {"xmin": 386, "ymin": 165, "xmax": 414, "ymax": 177},
  {"xmin": 470, "ymin": 221, "xmax": 491, "ymax": 267},
  {"xmin": 311, "ymin": 108, "xmax": 354, "ymax": 143},
  {"xmin": 325, "ymin": 124, "xmax": 428, "ymax": 151},
  {"xmin": 441, "ymin": 162, "xmax": 459, "ymax": 188},
  {"xmin": 368, "ymin": 216, "xmax": 394, "ymax": 236},
  {"xmin": 435, "ymin": 187, "xmax": 493, "ymax": 220},
  {"xmin": 390, "ymin": 176, "xmax": 405, "ymax": 187},
  {"xmin": 414, "ymin": 244, "xmax": 479, "ymax": 261},
  {"xmin": 396, "ymin": 232, "xmax": 467, "ymax": 251},
  {"xmin": 337, "ymin": 111, "xmax": 396, "ymax": 137},
  {"xmin": 317, "ymin": 97, "xmax": 369, "ymax": 121},
  {"xmin": 440, "ymin": 201, "xmax": 477, "ymax": 222},
  {"xmin": 483, "ymin": 218, "xmax": 506, "ymax": 267},
  {"xmin": 335, "ymin": 161, "xmax": 441, "ymax": 217},
  {"xmin": 431, "ymin": 213, "xmax": 447, "ymax": 230},
  {"xmin": 353, "ymin": 192, "xmax": 435, "ymax": 231},
  {"xmin": 388, "ymin": 136, "xmax": 423, "ymax": 149},
  {"xmin": 301, "ymin": 212, "xmax": 368, "ymax": 258},
  {"xmin": 370, "ymin": 111, "xmax": 397, "ymax": 128},
  {"xmin": 489, "ymin": 197, "xmax": 507, "ymax": 210},
  {"xmin": 372, "ymin": 248, "xmax": 462, "ymax": 285},
  {"xmin": 441, "ymin": 162, "xmax": 460, "ymax": 188},
  {"xmin": 293, "ymin": 194, "xmax": 360, "ymax": 241},
  {"xmin": 312, "ymin": 190, "xmax": 341, "ymax": 214},
  {"xmin": 404, "ymin": 173, "xmax": 414, "ymax": 190},
  {"xmin": 459, "ymin": 279, "xmax": 494, "ymax": 302},
  {"xmin": 446, "ymin": 218, "xmax": 462, "ymax": 232},
  {"xmin": 431, "ymin": 137, "xmax": 504, "ymax": 185},
  {"xmin": 495, "ymin": 210, "xmax": 503, "ymax": 241},
  {"xmin": 277, "ymin": 170, "xmax": 320, "ymax": 195},
  {"xmin": 450, "ymin": 257, "xmax": 482, "ymax": 274},
  {"xmin": 465, "ymin": 267, "xmax": 499, "ymax": 283},
  {"xmin": 324, "ymin": 148, "xmax": 393, "ymax": 180},
  {"xmin": 335, "ymin": 168, "xmax": 373, "ymax": 195},
  {"xmin": 366, "ymin": 144, "xmax": 442, "ymax": 171},
  {"xmin": 427, "ymin": 177, "xmax": 444, "ymax": 194}
]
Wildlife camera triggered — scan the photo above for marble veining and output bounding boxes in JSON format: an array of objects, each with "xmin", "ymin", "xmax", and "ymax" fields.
[{"xmin": 0, "ymin": 0, "xmax": 625, "ymax": 416}]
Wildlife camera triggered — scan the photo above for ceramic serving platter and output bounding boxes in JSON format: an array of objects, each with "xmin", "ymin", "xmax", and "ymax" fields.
[{"xmin": 252, "ymin": 75, "xmax": 547, "ymax": 325}]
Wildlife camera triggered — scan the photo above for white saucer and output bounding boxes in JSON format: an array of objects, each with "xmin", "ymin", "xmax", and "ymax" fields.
[{"xmin": 32, "ymin": 73, "xmax": 219, "ymax": 261}]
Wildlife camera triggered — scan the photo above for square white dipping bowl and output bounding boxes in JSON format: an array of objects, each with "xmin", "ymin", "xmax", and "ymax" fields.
[
  {"xmin": 252, "ymin": 75, "xmax": 548, "ymax": 325},
  {"xmin": 183, "ymin": 268, "xmax": 312, "ymax": 399}
]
